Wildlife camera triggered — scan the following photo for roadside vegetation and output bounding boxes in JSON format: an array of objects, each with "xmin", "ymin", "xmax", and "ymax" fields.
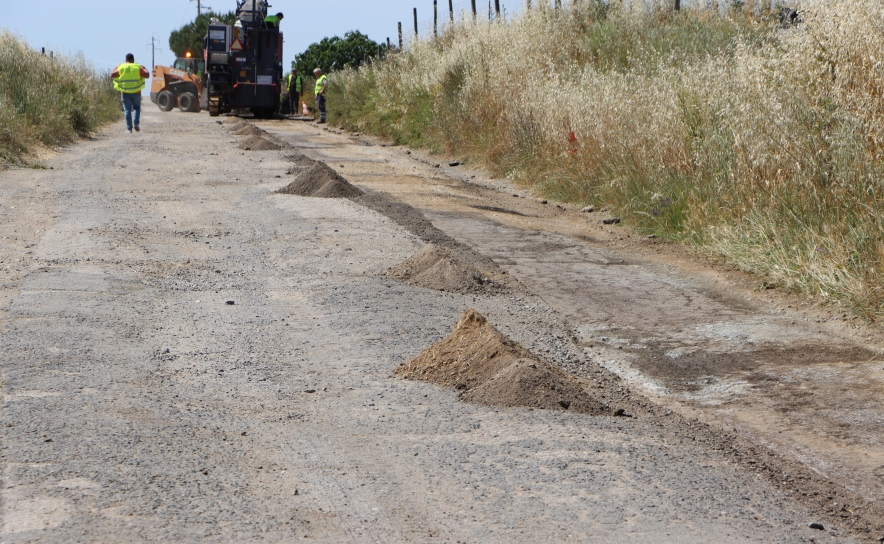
[
  {"xmin": 327, "ymin": 0, "xmax": 884, "ymax": 319},
  {"xmin": 0, "ymin": 31, "xmax": 120, "ymax": 167}
]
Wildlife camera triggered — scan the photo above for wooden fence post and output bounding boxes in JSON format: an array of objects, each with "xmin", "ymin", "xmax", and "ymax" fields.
[
  {"xmin": 471, "ymin": 0, "xmax": 477, "ymax": 18},
  {"xmin": 494, "ymin": 0, "xmax": 500, "ymax": 19},
  {"xmin": 449, "ymin": 0, "xmax": 454, "ymax": 23},
  {"xmin": 414, "ymin": 8, "xmax": 418, "ymax": 37},
  {"xmin": 398, "ymin": 22, "xmax": 403, "ymax": 48},
  {"xmin": 387, "ymin": 37, "xmax": 392, "ymax": 50},
  {"xmin": 434, "ymin": 0, "xmax": 438, "ymax": 37}
]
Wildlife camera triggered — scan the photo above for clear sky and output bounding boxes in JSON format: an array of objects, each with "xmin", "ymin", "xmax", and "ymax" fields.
[{"xmin": 3, "ymin": 0, "xmax": 527, "ymax": 71}]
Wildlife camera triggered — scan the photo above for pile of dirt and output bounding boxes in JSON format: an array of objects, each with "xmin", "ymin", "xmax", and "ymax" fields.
[
  {"xmin": 226, "ymin": 120, "xmax": 248, "ymax": 131},
  {"xmin": 234, "ymin": 125, "xmax": 267, "ymax": 137},
  {"xmin": 286, "ymin": 152, "xmax": 316, "ymax": 168},
  {"xmin": 238, "ymin": 136, "xmax": 282, "ymax": 151},
  {"xmin": 387, "ymin": 244, "xmax": 495, "ymax": 294},
  {"xmin": 396, "ymin": 310, "xmax": 610, "ymax": 415},
  {"xmin": 276, "ymin": 161, "xmax": 363, "ymax": 198}
]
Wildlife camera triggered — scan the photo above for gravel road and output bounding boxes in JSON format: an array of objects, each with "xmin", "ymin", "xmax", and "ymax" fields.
[{"xmin": 0, "ymin": 110, "xmax": 865, "ymax": 542}]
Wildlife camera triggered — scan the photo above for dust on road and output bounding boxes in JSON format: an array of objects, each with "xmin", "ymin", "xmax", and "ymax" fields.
[{"xmin": 0, "ymin": 109, "xmax": 874, "ymax": 542}]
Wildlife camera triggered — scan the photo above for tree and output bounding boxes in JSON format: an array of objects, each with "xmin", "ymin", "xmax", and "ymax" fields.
[
  {"xmin": 169, "ymin": 12, "xmax": 237, "ymax": 59},
  {"xmin": 293, "ymin": 31, "xmax": 379, "ymax": 75}
]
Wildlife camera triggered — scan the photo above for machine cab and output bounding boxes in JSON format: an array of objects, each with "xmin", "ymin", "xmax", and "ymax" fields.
[{"xmin": 174, "ymin": 56, "xmax": 205, "ymax": 77}]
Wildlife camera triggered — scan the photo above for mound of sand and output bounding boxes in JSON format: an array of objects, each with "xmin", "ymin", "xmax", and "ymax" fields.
[
  {"xmin": 226, "ymin": 120, "xmax": 248, "ymax": 131},
  {"xmin": 387, "ymin": 244, "xmax": 493, "ymax": 294},
  {"xmin": 234, "ymin": 125, "xmax": 266, "ymax": 137},
  {"xmin": 396, "ymin": 310, "xmax": 610, "ymax": 415},
  {"xmin": 238, "ymin": 136, "xmax": 282, "ymax": 151},
  {"xmin": 276, "ymin": 161, "xmax": 363, "ymax": 198},
  {"xmin": 223, "ymin": 116, "xmax": 243, "ymax": 125}
]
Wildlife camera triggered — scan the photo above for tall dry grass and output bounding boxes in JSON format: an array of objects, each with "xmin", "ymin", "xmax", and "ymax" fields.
[
  {"xmin": 0, "ymin": 31, "xmax": 121, "ymax": 167},
  {"xmin": 328, "ymin": 0, "xmax": 884, "ymax": 319}
]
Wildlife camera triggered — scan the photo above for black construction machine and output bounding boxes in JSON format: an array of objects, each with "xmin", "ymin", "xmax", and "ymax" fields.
[{"xmin": 204, "ymin": 0, "xmax": 283, "ymax": 118}]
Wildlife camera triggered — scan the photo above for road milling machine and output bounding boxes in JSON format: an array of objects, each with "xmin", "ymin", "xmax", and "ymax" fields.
[
  {"xmin": 204, "ymin": 0, "xmax": 283, "ymax": 117},
  {"xmin": 150, "ymin": 54, "xmax": 206, "ymax": 113}
]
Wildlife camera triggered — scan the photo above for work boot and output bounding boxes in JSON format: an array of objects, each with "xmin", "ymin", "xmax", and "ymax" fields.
[
  {"xmin": 126, "ymin": 129, "xmax": 132, "ymax": 134},
  {"xmin": 134, "ymin": 125, "xmax": 140, "ymax": 132}
]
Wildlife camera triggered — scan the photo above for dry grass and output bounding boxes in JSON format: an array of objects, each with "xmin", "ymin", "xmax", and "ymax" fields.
[
  {"xmin": 328, "ymin": 1, "xmax": 884, "ymax": 319},
  {"xmin": 0, "ymin": 31, "xmax": 121, "ymax": 167}
]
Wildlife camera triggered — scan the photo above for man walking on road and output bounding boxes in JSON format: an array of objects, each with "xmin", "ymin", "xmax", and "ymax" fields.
[
  {"xmin": 111, "ymin": 54, "xmax": 149, "ymax": 134},
  {"xmin": 287, "ymin": 66, "xmax": 302, "ymax": 116},
  {"xmin": 314, "ymin": 68, "xmax": 328, "ymax": 124}
]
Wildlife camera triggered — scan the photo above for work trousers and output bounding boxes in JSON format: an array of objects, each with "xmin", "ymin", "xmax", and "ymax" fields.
[
  {"xmin": 316, "ymin": 94, "xmax": 326, "ymax": 122},
  {"xmin": 288, "ymin": 92, "xmax": 300, "ymax": 115},
  {"xmin": 121, "ymin": 93, "xmax": 142, "ymax": 131}
]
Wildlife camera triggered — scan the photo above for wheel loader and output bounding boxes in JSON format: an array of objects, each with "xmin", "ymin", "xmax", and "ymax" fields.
[{"xmin": 150, "ymin": 54, "xmax": 207, "ymax": 113}]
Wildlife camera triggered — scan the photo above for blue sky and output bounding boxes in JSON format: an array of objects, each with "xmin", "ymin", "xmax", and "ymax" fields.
[{"xmin": 3, "ymin": 0, "xmax": 527, "ymax": 71}]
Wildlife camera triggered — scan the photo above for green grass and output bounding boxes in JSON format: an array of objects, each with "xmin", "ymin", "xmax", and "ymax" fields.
[{"xmin": 0, "ymin": 31, "xmax": 121, "ymax": 167}]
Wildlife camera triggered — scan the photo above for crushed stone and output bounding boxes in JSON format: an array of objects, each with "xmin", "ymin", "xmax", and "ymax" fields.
[
  {"xmin": 277, "ymin": 161, "xmax": 363, "ymax": 198},
  {"xmin": 397, "ymin": 309, "xmax": 610, "ymax": 415}
]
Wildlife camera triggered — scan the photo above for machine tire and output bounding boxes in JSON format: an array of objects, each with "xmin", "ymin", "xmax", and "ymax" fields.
[
  {"xmin": 156, "ymin": 91, "xmax": 175, "ymax": 112},
  {"xmin": 178, "ymin": 92, "xmax": 197, "ymax": 113}
]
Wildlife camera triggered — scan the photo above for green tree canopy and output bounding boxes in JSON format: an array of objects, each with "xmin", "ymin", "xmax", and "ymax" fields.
[
  {"xmin": 169, "ymin": 12, "xmax": 237, "ymax": 59},
  {"xmin": 293, "ymin": 31, "xmax": 380, "ymax": 75}
]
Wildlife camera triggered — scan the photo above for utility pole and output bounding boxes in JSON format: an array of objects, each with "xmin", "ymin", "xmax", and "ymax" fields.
[
  {"xmin": 146, "ymin": 36, "xmax": 163, "ymax": 70},
  {"xmin": 414, "ymin": 8, "xmax": 418, "ymax": 37},
  {"xmin": 191, "ymin": 0, "xmax": 211, "ymax": 17},
  {"xmin": 434, "ymin": 0, "xmax": 438, "ymax": 37},
  {"xmin": 398, "ymin": 22, "xmax": 403, "ymax": 49},
  {"xmin": 471, "ymin": 0, "xmax": 477, "ymax": 18},
  {"xmin": 449, "ymin": 0, "xmax": 454, "ymax": 23}
]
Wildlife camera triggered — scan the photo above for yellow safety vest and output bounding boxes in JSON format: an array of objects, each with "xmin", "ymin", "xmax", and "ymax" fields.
[
  {"xmin": 114, "ymin": 63, "xmax": 145, "ymax": 94},
  {"xmin": 315, "ymin": 74, "xmax": 327, "ymax": 96},
  {"xmin": 288, "ymin": 74, "xmax": 302, "ymax": 93}
]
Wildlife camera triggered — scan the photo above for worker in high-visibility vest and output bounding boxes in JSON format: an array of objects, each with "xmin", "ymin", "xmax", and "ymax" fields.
[
  {"xmin": 111, "ymin": 53, "xmax": 149, "ymax": 134},
  {"xmin": 314, "ymin": 68, "xmax": 328, "ymax": 124},
  {"xmin": 287, "ymin": 67, "xmax": 303, "ymax": 116},
  {"xmin": 263, "ymin": 12, "xmax": 284, "ymax": 28}
]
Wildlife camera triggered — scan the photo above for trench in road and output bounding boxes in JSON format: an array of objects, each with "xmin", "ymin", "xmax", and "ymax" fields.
[{"xmin": 257, "ymin": 118, "xmax": 884, "ymax": 506}]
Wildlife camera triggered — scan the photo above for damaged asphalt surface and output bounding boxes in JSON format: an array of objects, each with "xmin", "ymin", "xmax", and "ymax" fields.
[{"xmin": 0, "ymin": 110, "xmax": 874, "ymax": 542}]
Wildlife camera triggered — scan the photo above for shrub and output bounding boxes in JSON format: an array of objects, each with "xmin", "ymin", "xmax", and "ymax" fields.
[
  {"xmin": 327, "ymin": 1, "xmax": 884, "ymax": 318},
  {"xmin": 0, "ymin": 31, "xmax": 121, "ymax": 166}
]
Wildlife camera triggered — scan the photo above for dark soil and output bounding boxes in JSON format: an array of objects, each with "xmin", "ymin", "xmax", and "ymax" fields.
[
  {"xmin": 387, "ymin": 244, "xmax": 498, "ymax": 294},
  {"xmin": 277, "ymin": 161, "xmax": 363, "ymax": 198},
  {"xmin": 238, "ymin": 136, "xmax": 282, "ymax": 151},
  {"xmin": 628, "ymin": 343, "xmax": 875, "ymax": 392},
  {"xmin": 397, "ymin": 310, "xmax": 610, "ymax": 415}
]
